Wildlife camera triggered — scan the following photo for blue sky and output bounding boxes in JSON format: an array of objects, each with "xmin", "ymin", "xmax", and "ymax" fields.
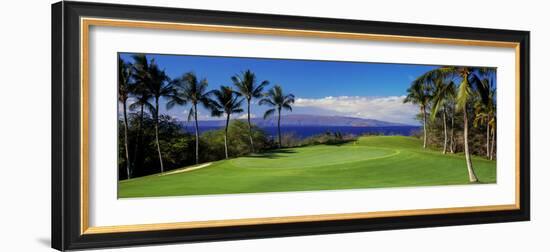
[{"xmin": 120, "ymin": 53, "xmax": 440, "ymax": 125}]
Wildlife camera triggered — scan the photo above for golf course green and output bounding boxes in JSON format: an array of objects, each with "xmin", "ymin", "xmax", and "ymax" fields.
[{"xmin": 118, "ymin": 136, "xmax": 496, "ymax": 198}]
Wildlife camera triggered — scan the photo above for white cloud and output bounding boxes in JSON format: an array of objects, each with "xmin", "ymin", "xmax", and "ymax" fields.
[
  {"xmin": 293, "ymin": 95, "xmax": 420, "ymax": 125},
  {"xmin": 121, "ymin": 95, "xmax": 420, "ymax": 125},
  {"xmin": 196, "ymin": 110, "xmax": 214, "ymax": 120}
]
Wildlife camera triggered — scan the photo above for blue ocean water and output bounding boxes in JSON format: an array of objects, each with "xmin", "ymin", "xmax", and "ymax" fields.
[{"xmin": 182, "ymin": 125, "xmax": 420, "ymax": 139}]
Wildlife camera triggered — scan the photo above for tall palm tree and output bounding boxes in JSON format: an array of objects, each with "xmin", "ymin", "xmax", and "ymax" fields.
[
  {"xmin": 231, "ymin": 70, "xmax": 270, "ymax": 153},
  {"xmin": 129, "ymin": 54, "xmax": 154, "ymax": 172},
  {"xmin": 416, "ymin": 66, "xmax": 494, "ymax": 182},
  {"xmin": 170, "ymin": 72, "xmax": 212, "ymax": 164},
  {"xmin": 430, "ymin": 80, "xmax": 456, "ymax": 154},
  {"xmin": 210, "ymin": 86, "xmax": 244, "ymax": 159},
  {"xmin": 456, "ymin": 68, "xmax": 480, "ymax": 182},
  {"xmin": 144, "ymin": 59, "xmax": 171, "ymax": 173},
  {"xmin": 259, "ymin": 85, "xmax": 295, "ymax": 148},
  {"xmin": 118, "ymin": 57, "xmax": 133, "ymax": 179},
  {"xmin": 404, "ymin": 79, "xmax": 432, "ymax": 149}
]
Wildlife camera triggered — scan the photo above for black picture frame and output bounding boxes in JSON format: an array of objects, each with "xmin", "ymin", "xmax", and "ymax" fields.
[{"xmin": 52, "ymin": 1, "xmax": 530, "ymax": 251}]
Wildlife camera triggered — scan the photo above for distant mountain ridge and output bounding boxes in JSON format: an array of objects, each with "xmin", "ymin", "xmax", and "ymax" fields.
[{"xmin": 191, "ymin": 114, "xmax": 412, "ymax": 127}]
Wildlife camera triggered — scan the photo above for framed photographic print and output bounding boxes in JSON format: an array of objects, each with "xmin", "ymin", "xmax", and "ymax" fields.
[{"xmin": 51, "ymin": 1, "xmax": 530, "ymax": 250}]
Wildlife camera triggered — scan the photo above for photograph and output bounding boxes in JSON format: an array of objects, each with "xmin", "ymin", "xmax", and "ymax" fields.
[
  {"xmin": 117, "ymin": 53, "xmax": 497, "ymax": 198},
  {"xmin": 48, "ymin": 1, "xmax": 531, "ymax": 250}
]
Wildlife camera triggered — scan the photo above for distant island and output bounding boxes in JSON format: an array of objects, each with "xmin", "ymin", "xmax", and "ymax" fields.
[{"xmin": 193, "ymin": 114, "xmax": 414, "ymax": 127}]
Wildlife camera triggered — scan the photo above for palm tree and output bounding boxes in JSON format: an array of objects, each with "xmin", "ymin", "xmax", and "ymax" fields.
[
  {"xmin": 430, "ymin": 80, "xmax": 456, "ymax": 154},
  {"xmin": 489, "ymin": 115, "xmax": 496, "ymax": 160},
  {"xmin": 456, "ymin": 68, "xmax": 480, "ymax": 182},
  {"xmin": 210, "ymin": 86, "xmax": 244, "ymax": 159},
  {"xmin": 231, "ymin": 70, "xmax": 270, "ymax": 153},
  {"xmin": 416, "ymin": 66, "xmax": 494, "ymax": 182},
  {"xmin": 170, "ymin": 72, "xmax": 212, "ymax": 164},
  {"xmin": 474, "ymin": 78, "xmax": 496, "ymax": 160},
  {"xmin": 144, "ymin": 59, "xmax": 171, "ymax": 173},
  {"xmin": 129, "ymin": 54, "xmax": 154, "ymax": 172},
  {"xmin": 118, "ymin": 57, "xmax": 133, "ymax": 179},
  {"xmin": 404, "ymin": 79, "xmax": 432, "ymax": 149},
  {"xmin": 259, "ymin": 85, "xmax": 295, "ymax": 148}
]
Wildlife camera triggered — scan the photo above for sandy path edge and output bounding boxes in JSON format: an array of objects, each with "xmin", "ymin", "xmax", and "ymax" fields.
[{"xmin": 159, "ymin": 162, "xmax": 212, "ymax": 176}]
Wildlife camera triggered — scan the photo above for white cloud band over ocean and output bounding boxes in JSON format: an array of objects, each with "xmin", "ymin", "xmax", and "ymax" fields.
[
  {"xmin": 292, "ymin": 95, "xmax": 419, "ymax": 125},
  {"xmin": 124, "ymin": 95, "xmax": 421, "ymax": 126}
]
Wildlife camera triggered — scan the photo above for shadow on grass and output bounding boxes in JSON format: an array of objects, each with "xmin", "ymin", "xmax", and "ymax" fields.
[
  {"xmin": 297, "ymin": 139, "xmax": 357, "ymax": 148},
  {"xmin": 246, "ymin": 149, "xmax": 297, "ymax": 159},
  {"xmin": 323, "ymin": 139, "xmax": 357, "ymax": 146}
]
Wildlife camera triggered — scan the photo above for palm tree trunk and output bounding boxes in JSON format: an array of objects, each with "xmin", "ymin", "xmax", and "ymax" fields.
[
  {"xmin": 442, "ymin": 108, "xmax": 447, "ymax": 154},
  {"xmin": 277, "ymin": 108, "xmax": 282, "ymax": 148},
  {"xmin": 486, "ymin": 120, "xmax": 490, "ymax": 159},
  {"xmin": 247, "ymin": 101, "xmax": 255, "ymax": 153},
  {"xmin": 224, "ymin": 113, "xmax": 230, "ymax": 159},
  {"xmin": 122, "ymin": 100, "xmax": 131, "ymax": 179},
  {"xmin": 154, "ymin": 98, "xmax": 164, "ymax": 173},
  {"xmin": 422, "ymin": 106, "xmax": 427, "ymax": 149},
  {"xmin": 132, "ymin": 104, "xmax": 145, "ymax": 173},
  {"xmin": 463, "ymin": 106, "xmax": 479, "ymax": 183},
  {"xmin": 450, "ymin": 111, "xmax": 455, "ymax": 153},
  {"xmin": 193, "ymin": 104, "xmax": 199, "ymax": 164},
  {"xmin": 490, "ymin": 125, "xmax": 495, "ymax": 161}
]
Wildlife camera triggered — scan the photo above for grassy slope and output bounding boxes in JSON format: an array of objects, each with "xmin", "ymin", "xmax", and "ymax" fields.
[{"xmin": 119, "ymin": 136, "xmax": 496, "ymax": 198}]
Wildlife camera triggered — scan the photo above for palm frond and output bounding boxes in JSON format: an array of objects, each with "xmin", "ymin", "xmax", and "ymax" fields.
[
  {"xmin": 469, "ymin": 75, "xmax": 490, "ymax": 105},
  {"xmin": 259, "ymin": 98, "xmax": 275, "ymax": 106},
  {"xmin": 166, "ymin": 94, "xmax": 187, "ymax": 110},
  {"xmin": 260, "ymin": 85, "xmax": 294, "ymax": 113},
  {"xmin": 429, "ymin": 80, "xmax": 454, "ymax": 121},
  {"xmin": 263, "ymin": 108, "xmax": 276, "ymax": 119},
  {"xmin": 282, "ymin": 103, "xmax": 293, "ymax": 112},
  {"xmin": 253, "ymin": 80, "xmax": 270, "ymax": 98},
  {"xmin": 210, "ymin": 109, "xmax": 224, "ymax": 117},
  {"xmin": 232, "ymin": 70, "xmax": 270, "ymax": 101},
  {"xmin": 456, "ymin": 77, "xmax": 472, "ymax": 111},
  {"xmin": 209, "ymin": 86, "xmax": 243, "ymax": 118}
]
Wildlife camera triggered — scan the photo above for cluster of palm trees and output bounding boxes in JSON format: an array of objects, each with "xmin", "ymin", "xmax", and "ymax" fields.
[
  {"xmin": 404, "ymin": 66, "xmax": 496, "ymax": 183},
  {"xmin": 118, "ymin": 54, "xmax": 295, "ymax": 179}
]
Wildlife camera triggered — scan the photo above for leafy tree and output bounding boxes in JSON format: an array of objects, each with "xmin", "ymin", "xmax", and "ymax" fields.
[
  {"xmin": 200, "ymin": 120, "xmax": 270, "ymax": 161},
  {"xmin": 259, "ymin": 85, "xmax": 295, "ymax": 148},
  {"xmin": 170, "ymin": 72, "xmax": 213, "ymax": 164},
  {"xmin": 232, "ymin": 70, "xmax": 269, "ymax": 153},
  {"xmin": 119, "ymin": 113, "xmax": 195, "ymax": 178},
  {"xmin": 156, "ymin": 115, "xmax": 194, "ymax": 169},
  {"xmin": 210, "ymin": 86, "xmax": 244, "ymax": 159}
]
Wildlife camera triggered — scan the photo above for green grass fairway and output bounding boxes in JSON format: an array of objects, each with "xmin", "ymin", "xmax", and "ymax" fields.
[{"xmin": 118, "ymin": 136, "xmax": 496, "ymax": 198}]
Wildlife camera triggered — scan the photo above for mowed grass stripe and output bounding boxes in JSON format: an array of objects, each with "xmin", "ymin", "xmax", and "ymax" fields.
[{"xmin": 118, "ymin": 136, "xmax": 496, "ymax": 198}]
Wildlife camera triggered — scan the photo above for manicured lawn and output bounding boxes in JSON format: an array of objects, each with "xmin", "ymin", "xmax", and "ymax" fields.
[{"xmin": 118, "ymin": 136, "xmax": 496, "ymax": 198}]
